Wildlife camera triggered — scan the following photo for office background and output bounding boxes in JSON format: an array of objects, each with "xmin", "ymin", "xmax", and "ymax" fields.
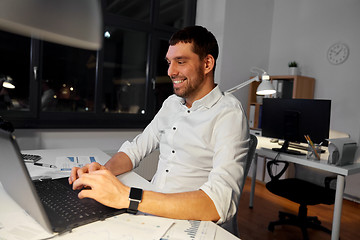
[{"xmin": 16, "ymin": 0, "xmax": 360, "ymax": 200}]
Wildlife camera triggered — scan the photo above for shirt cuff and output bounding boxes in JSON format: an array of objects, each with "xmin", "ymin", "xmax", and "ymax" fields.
[
  {"xmin": 118, "ymin": 141, "xmax": 138, "ymax": 169},
  {"xmin": 200, "ymin": 183, "xmax": 234, "ymax": 225}
]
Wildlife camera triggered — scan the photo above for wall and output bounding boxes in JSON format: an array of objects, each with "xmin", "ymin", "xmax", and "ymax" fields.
[
  {"xmin": 268, "ymin": 0, "xmax": 360, "ymax": 144},
  {"xmin": 267, "ymin": 0, "xmax": 360, "ymax": 199},
  {"xmin": 196, "ymin": 0, "xmax": 274, "ymax": 106},
  {"xmin": 199, "ymin": 0, "xmax": 360, "ymax": 144},
  {"xmin": 195, "ymin": 0, "xmax": 226, "ymax": 87}
]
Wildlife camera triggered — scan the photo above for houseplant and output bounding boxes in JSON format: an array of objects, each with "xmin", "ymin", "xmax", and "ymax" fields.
[{"xmin": 288, "ymin": 61, "xmax": 298, "ymax": 75}]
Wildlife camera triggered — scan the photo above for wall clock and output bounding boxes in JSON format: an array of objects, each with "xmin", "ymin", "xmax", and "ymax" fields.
[{"xmin": 327, "ymin": 42, "xmax": 349, "ymax": 65}]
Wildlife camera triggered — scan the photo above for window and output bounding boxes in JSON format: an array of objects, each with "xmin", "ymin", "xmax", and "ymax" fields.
[
  {"xmin": 102, "ymin": 27, "xmax": 148, "ymax": 114},
  {"xmin": 41, "ymin": 42, "xmax": 97, "ymax": 112},
  {"xmin": 158, "ymin": 0, "xmax": 188, "ymax": 28},
  {"xmin": 0, "ymin": 31, "xmax": 31, "ymax": 112},
  {"xmin": 154, "ymin": 38, "xmax": 174, "ymax": 111},
  {"xmin": 0, "ymin": 0, "xmax": 196, "ymax": 128},
  {"xmin": 106, "ymin": 0, "xmax": 151, "ymax": 22}
]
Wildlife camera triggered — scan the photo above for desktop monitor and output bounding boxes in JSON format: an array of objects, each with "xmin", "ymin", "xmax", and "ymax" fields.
[{"xmin": 261, "ymin": 98, "xmax": 331, "ymax": 155}]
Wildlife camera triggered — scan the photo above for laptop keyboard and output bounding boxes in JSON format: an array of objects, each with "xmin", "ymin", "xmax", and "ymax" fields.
[
  {"xmin": 34, "ymin": 178, "xmax": 119, "ymax": 223},
  {"xmin": 22, "ymin": 153, "xmax": 42, "ymax": 163}
]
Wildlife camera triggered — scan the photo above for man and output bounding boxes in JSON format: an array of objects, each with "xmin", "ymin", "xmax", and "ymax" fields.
[{"xmin": 69, "ymin": 25, "xmax": 249, "ymax": 226}]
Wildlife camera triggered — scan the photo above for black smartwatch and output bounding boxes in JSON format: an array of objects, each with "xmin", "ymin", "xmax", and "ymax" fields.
[{"xmin": 127, "ymin": 187, "xmax": 143, "ymax": 214}]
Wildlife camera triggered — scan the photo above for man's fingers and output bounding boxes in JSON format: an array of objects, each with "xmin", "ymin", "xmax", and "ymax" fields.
[
  {"xmin": 76, "ymin": 167, "xmax": 87, "ymax": 177},
  {"xmin": 72, "ymin": 170, "xmax": 109, "ymax": 190},
  {"xmin": 69, "ymin": 163, "xmax": 100, "ymax": 184},
  {"xmin": 69, "ymin": 167, "xmax": 80, "ymax": 184},
  {"xmin": 72, "ymin": 173, "xmax": 97, "ymax": 190},
  {"xmin": 88, "ymin": 162, "xmax": 102, "ymax": 172},
  {"xmin": 71, "ymin": 170, "xmax": 127, "ymax": 209},
  {"xmin": 78, "ymin": 189, "xmax": 94, "ymax": 199}
]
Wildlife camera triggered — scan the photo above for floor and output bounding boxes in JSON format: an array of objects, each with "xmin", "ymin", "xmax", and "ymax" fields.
[{"xmin": 237, "ymin": 178, "xmax": 360, "ymax": 240}]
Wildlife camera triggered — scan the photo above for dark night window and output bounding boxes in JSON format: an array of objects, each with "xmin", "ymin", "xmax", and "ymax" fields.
[{"xmin": 0, "ymin": 0, "xmax": 196, "ymax": 128}]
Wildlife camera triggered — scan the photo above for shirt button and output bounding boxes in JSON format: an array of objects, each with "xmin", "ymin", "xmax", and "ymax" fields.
[
  {"xmin": 173, "ymin": 127, "xmax": 176, "ymax": 130},
  {"xmin": 187, "ymin": 110, "xmax": 190, "ymax": 113},
  {"xmin": 166, "ymin": 170, "xmax": 169, "ymax": 173},
  {"xmin": 172, "ymin": 150, "xmax": 175, "ymax": 153}
]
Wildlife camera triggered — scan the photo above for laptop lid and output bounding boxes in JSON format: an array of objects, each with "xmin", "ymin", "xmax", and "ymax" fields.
[{"xmin": 0, "ymin": 129, "xmax": 53, "ymax": 233}]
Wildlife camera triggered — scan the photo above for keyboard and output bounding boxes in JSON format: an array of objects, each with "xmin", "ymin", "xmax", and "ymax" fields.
[
  {"xmin": 22, "ymin": 154, "xmax": 42, "ymax": 163},
  {"xmin": 278, "ymin": 142, "xmax": 326, "ymax": 153},
  {"xmin": 34, "ymin": 178, "xmax": 119, "ymax": 223}
]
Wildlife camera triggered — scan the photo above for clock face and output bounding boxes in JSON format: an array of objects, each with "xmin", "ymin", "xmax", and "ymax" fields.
[{"xmin": 327, "ymin": 43, "xmax": 349, "ymax": 65}]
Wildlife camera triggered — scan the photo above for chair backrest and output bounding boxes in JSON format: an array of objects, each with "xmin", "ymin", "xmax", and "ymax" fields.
[
  {"xmin": 267, "ymin": 160, "xmax": 289, "ymax": 182},
  {"xmin": 223, "ymin": 134, "xmax": 257, "ymax": 237},
  {"xmin": 266, "ymin": 157, "xmax": 336, "ymax": 189},
  {"xmin": 241, "ymin": 134, "xmax": 258, "ymax": 193}
]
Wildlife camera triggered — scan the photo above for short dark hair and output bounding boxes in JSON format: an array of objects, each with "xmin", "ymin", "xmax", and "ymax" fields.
[{"xmin": 169, "ymin": 26, "xmax": 219, "ymax": 63}]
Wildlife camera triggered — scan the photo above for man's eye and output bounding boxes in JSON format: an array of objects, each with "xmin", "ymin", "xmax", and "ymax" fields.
[{"xmin": 178, "ymin": 61, "xmax": 184, "ymax": 64}]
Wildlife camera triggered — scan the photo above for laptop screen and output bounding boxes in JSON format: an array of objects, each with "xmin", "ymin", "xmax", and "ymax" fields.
[{"xmin": 0, "ymin": 129, "xmax": 53, "ymax": 232}]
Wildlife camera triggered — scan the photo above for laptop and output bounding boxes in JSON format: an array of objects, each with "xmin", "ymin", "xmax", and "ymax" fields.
[{"xmin": 0, "ymin": 129, "xmax": 126, "ymax": 234}]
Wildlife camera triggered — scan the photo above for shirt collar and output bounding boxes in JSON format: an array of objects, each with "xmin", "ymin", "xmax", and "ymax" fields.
[{"xmin": 177, "ymin": 85, "xmax": 223, "ymax": 110}]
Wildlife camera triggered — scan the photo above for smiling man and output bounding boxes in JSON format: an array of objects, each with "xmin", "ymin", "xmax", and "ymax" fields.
[
  {"xmin": 166, "ymin": 35, "xmax": 214, "ymax": 107},
  {"xmin": 69, "ymin": 26, "xmax": 249, "ymax": 232}
]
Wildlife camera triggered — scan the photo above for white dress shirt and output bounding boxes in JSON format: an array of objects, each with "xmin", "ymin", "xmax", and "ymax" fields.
[{"xmin": 119, "ymin": 85, "xmax": 249, "ymax": 224}]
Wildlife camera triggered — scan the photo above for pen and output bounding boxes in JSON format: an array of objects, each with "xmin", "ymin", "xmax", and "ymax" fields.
[
  {"xmin": 34, "ymin": 162, "xmax": 57, "ymax": 169},
  {"xmin": 304, "ymin": 135, "xmax": 321, "ymax": 160}
]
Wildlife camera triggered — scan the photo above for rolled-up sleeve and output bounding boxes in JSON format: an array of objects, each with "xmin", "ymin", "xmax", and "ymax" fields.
[
  {"xmin": 200, "ymin": 105, "xmax": 249, "ymax": 224},
  {"xmin": 118, "ymin": 119, "xmax": 160, "ymax": 169}
]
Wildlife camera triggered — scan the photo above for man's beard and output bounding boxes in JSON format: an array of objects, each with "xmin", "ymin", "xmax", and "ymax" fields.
[{"xmin": 173, "ymin": 68, "xmax": 205, "ymax": 98}]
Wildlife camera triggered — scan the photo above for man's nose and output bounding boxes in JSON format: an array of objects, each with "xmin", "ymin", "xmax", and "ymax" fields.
[{"xmin": 167, "ymin": 62, "xmax": 178, "ymax": 77}]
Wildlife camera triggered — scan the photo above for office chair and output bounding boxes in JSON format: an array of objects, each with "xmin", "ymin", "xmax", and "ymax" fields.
[
  {"xmin": 221, "ymin": 134, "xmax": 258, "ymax": 237},
  {"xmin": 265, "ymin": 159, "xmax": 336, "ymax": 240}
]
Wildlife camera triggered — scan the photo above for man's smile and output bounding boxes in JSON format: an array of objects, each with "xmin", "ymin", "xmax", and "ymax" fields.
[{"xmin": 172, "ymin": 77, "xmax": 187, "ymax": 85}]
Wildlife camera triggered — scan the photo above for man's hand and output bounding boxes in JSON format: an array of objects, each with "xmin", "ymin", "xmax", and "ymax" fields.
[
  {"xmin": 72, "ymin": 169, "xmax": 130, "ymax": 209},
  {"xmin": 68, "ymin": 162, "xmax": 130, "ymax": 209},
  {"xmin": 68, "ymin": 162, "xmax": 106, "ymax": 185}
]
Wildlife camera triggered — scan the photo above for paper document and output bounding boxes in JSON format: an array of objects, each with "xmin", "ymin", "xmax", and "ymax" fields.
[
  {"xmin": 56, "ymin": 156, "xmax": 97, "ymax": 171},
  {"xmin": 161, "ymin": 220, "xmax": 216, "ymax": 240},
  {"xmin": 57, "ymin": 213, "xmax": 174, "ymax": 240}
]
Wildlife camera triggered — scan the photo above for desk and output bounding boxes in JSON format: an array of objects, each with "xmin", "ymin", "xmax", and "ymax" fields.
[
  {"xmin": 0, "ymin": 148, "xmax": 238, "ymax": 240},
  {"xmin": 250, "ymin": 136, "xmax": 360, "ymax": 240}
]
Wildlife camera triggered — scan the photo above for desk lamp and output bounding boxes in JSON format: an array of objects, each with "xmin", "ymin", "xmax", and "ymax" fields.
[
  {"xmin": 1, "ymin": 75, "xmax": 15, "ymax": 89},
  {"xmin": 0, "ymin": 0, "xmax": 102, "ymax": 50},
  {"xmin": 225, "ymin": 67, "xmax": 276, "ymax": 95}
]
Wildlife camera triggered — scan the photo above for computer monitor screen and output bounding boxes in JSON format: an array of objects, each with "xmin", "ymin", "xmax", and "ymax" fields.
[{"xmin": 261, "ymin": 98, "xmax": 331, "ymax": 154}]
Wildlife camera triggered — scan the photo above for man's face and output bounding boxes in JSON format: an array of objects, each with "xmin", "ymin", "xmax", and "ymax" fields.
[{"xmin": 165, "ymin": 42, "xmax": 205, "ymax": 100}]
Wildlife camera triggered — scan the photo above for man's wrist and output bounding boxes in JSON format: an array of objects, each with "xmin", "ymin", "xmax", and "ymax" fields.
[{"xmin": 127, "ymin": 187, "xmax": 143, "ymax": 214}]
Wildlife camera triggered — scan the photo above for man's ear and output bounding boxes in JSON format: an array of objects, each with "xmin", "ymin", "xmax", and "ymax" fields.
[{"xmin": 203, "ymin": 54, "xmax": 215, "ymax": 75}]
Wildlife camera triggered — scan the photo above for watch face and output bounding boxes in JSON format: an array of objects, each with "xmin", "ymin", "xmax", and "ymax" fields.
[
  {"xmin": 129, "ymin": 187, "xmax": 143, "ymax": 200},
  {"xmin": 327, "ymin": 43, "xmax": 349, "ymax": 65}
]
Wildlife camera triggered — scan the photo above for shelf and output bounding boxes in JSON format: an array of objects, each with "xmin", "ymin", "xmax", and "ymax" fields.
[{"xmin": 247, "ymin": 75, "xmax": 315, "ymax": 130}]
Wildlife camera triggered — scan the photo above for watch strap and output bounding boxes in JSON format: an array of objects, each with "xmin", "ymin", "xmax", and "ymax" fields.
[{"xmin": 128, "ymin": 200, "xmax": 140, "ymax": 214}]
